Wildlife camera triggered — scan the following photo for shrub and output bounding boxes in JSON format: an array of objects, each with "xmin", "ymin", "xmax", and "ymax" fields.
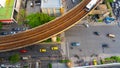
[
  {"xmin": 57, "ymin": 37, "xmax": 61, "ymax": 42},
  {"xmin": 60, "ymin": 60, "xmax": 71, "ymax": 63},
  {"xmin": 49, "ymin": 63, "xmax": 52, "ymax": 68}
]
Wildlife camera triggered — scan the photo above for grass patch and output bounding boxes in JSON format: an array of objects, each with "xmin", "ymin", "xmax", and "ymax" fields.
[
  {"xmin": 57, "ymin": 37, "xmax": 61, "ymax": 42},
  {"xmin": 60, "ymin": 60, "xmax": 71, "ymax": 63},
  {"xmin": 106, "ymin": 0, "xmax": 114, "ymax": 3},
  {"xmin": 0, "ymin": 0, "xmax": 14, "ymax": 20},
  {"xmin": 49, "ymin": 63, "xmax": 52, "ymax": 68},
  {"xmin": 97, "ymin": 19, "xmax": 103, "ymax": 22}
]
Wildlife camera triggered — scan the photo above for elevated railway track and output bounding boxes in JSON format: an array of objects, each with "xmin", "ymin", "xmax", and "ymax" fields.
[{"xmin": 0, "ymin": 0, "xmax": 101, "ymax": 52}]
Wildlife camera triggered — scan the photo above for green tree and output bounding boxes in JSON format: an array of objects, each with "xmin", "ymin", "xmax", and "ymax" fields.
[
  {"xmin": 0, "ymin": 22, "xmax": 3, "ymax": 29},
  {"xmin": 17, "ymin": 9, "xmax": 26, "ymax": 25},
  {"xmin": 27, "ymin": 13, "xmax": 55, "ymax": 28},
  {"xmin": 9, "ymin": 54, "xmax": 20, "ymax": 64}
]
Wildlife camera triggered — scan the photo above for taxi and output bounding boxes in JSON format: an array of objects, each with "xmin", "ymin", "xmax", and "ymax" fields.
[
  {"xmin": 51, "ymin": 46, "xmax": 58, "ymax": 50},
  {"xmin": 40, "ymin": 48, "xmax": 46, "ymax": 52},
  {"xmin": 93, "ymin": 59, "xmax": 97, "ymax": 65}
]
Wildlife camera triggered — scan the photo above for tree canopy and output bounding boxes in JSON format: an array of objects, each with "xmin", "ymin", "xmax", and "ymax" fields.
[
  {"xmin": 17, "ymin": 9, "xmax": 26, "ymax": 24},
  {"xmin": 9, "ymin": 54, "xmax": 20, "ymax": 64},
  {"xmin": 27, "ymin": 13, "xmax": 55, "ymax": 28},
  {"xmin": 0, "ymin": 22, "xmax": 2, "ymax": 30}
]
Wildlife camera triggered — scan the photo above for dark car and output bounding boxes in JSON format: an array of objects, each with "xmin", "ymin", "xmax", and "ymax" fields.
[
  {"xmin": 71, "ymin": 42, "xmax": 80, "ymax": 46},
  {"xmin": 0, "ymin": 32, "xmax": 9, "ymax": 35},
  {"xmin": 74, "ymin": 54, "xmax": 79, "ymax": 59},
  {"xmin": 102, "ymin": 44, "xmax": 109, "ymax": 48},
  {"xmin": 35, "ymin": 0, "xmax": 41, "ymax": 5},
  {"xmin": 12, "ymin": 27, "xmax": 21, "ymax": 31},
  {"xmin": 93, "ymin": 31, "xmax": 100, "ymax": 36}
]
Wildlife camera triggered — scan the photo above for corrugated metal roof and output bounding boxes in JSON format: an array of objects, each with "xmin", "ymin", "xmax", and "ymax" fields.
[{"xmin": 41, "ymin": 0, "xmax": 62, "ymax": 8}]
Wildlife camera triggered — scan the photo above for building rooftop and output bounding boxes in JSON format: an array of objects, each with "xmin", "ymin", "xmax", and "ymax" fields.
[
  {"xmin": 0, "ymin": 0, "xmax": 6, "ymax": 7},
  {"xmin": 0, "ymin": 0, "xmax": 14, "ymax": 20},
  {"xmin": 41, "ymin": 0, "xmax": 62, "ymax": 8},
  {"xmin": 98, "ymin": 4, "xmax": 107, "ymax": 11}
]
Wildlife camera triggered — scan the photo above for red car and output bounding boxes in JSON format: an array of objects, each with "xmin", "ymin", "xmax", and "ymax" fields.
[{"xmin": 20, "ymin": 49, "xmax": 28, "ymax": 53}]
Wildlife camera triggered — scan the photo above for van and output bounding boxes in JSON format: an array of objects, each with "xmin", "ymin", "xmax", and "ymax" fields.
[{"xmin": 107, "ymin": 34, "xmax": 115, "ymax": 38}]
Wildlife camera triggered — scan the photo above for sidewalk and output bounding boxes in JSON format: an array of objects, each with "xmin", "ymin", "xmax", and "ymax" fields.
[{"xmin": 60, "ymin": 32, "xmax": 68, "ymax": 58}]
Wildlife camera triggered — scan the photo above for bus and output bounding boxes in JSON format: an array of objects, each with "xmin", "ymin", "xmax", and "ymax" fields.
[{"xmin": 85, "ymin": 0, "xmax": 98, "ymax": 11}]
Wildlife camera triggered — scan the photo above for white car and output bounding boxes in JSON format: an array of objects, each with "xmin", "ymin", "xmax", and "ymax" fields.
[
  {"xmin": 30, "ymin": 1, "xmax": 34, "ymax": 7},
  {"xmin": 107, "ymin": 33, "xmax": 115, "ymax": 38},
  {"xmin": 71, "ymin": 0, "xmax": 75, "ymax": 3},
  {"xmin": 115, "ymin": 3, "xmax": 119, "ymax": 9},
  {"xmin": 10, "ymin": 31, "xmax": 16, "ymax": 34},
  {"xmin": 83, "ymin": 23, "xmax": 89, "ymax": 28}
]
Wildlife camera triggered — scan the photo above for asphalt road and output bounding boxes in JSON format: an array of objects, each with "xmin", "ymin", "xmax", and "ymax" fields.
[
  {"xmin": 65, "ymin": 24, "xmax": 120, "ymax": 60},
  {"xmin": 0, "ymin": 44, "xmax": 62, "ymax": 68}
]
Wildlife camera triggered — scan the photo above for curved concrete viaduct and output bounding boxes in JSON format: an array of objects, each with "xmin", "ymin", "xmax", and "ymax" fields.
[{"xmin": 0, "ymin": 0, "xmax": 101, "ymax": 52}]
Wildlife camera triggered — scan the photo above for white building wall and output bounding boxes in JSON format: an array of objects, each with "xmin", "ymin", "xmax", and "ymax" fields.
[{"xmin": 15, "ymin": 0, "xmax": 22, "ymax": 12}]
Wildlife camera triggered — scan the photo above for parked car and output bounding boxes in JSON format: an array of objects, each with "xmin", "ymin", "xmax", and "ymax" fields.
[
  {"xmin": 102, "ymin": 44, "xmax": 109, "ymax": 48},
  {"xmin": 20, "ymin": 49, "xmax": 28, "ymax": 53},
  {"xmin": 115, "ymin": 3, "xmax": 119, "ymax": 9},
  {"xmin": 51, "ymin": 46, "xmax": 58, "ymax": 50},
  {"xmin": 93, "ymin": 31, "xmax": 100, "ymax": 36},
  {"xmin": 110, "ymin": 3, "xmax": 115, "ymax": 8},
  {"xmin": 40, "ymin": 48, "xmax": 46, "ymax": 52},
  {"xmin": 71, "ymin": 42, "xmax": 80, "ymax": 46},
  {"xmin": 21, "ymin": 27, "xmax": 28, "ymax": 31},
  {"xmin": 35, "ymin": 0, "xmax": 41, "ymax": 5},
  {"xmin": 71, "ymin": 0, "xmax": 75, "ymax": 3},
  {"xmin": 107, "ymin": 33, "xmax": 115, "ymax": 38},
  {"xmin": 0, "ymin": 32, "xmax": 9, "ymax": 35},
  {"xmin": 30, "ymin": 1, "xmax": 34, "ymax": 7},
  {"xmin": 74, "ymin": 54, "xmax": 79, "ymax": 59},
  {"xmin": 12, "ymin": 27, "xmax": 21, "ymax": 31},
  {"xmin": 113, "ymin": 9, "xmax": 118, "ymax": 16},
  {"xmin": 118, "ymin": 1, "xmax": 120, "ymax": 6},
  {"xmin": 9, "ymin": 31, "xmax": 16, "ymax": 34},
  {"xmin": 84, "ymin": 62, "xmax": 89, "ymax": 66},
  {"xmin": 83, "ymin": 23, "xmax": 89, "ymax": 28},
  {"xmin": 22, "ymin": 56, "xmax": 29, "ymax": 60}
]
